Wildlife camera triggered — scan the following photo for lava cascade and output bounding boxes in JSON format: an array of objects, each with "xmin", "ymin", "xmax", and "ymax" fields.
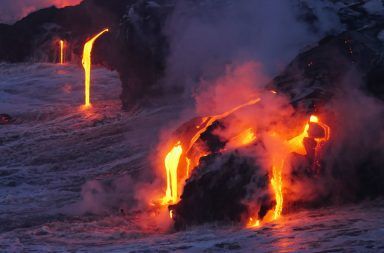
[
  {"xmin": 82, "ymin": 28, "xmax": 109, "ymax": 107},
  {"xmin": 160, "ymin": 94, "xmax": 331, "ymax": 227}
]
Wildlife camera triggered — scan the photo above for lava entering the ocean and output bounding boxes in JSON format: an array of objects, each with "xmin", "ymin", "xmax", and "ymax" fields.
[
  {"xmin": 160, "ymin": 98, "xmax": 261, "ymax": 206},
  {"xmin": 82, "ymin": 28, "xmax": 109, "ymax": 107},
  {"xmin": 158, "ymin": 93, "xmax": 331, "ymax": 228},
  {"xmin": 59, "ymin": 40, "xmax": 65, "ymax": 64}
]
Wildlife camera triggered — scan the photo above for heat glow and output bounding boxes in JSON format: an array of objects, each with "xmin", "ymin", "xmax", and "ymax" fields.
[
  {"xmin": 268, "ymin": 115, "xmax": 331, "ymax": 220},
  {"xmin": 160, "ymin": 93, "xmax": 330, "ymax": 228},
  {"xmin": 59, "ymin": 40, "xmax": 64, "ymax": 64},
  {"xmin": 247, "ymin": 217, "xmax": 261, "ymax": 228},
  {"xmin": 161, "ymin": 98, "xmax": 261, "ymax": 205},
  {"xmin": 271, "ymin": 158, "xmax": 284, "ymax": 220},
  {"xmin": 162, "ymin": 143, "xmax": 183, "ymax": 205},
  {"xmin": 288, "ymin": 115, "xmax": 330, "ymax": 155},
  {"xmin": 82, "ymin": 28, "xmax": 109, "ymax": 107}
]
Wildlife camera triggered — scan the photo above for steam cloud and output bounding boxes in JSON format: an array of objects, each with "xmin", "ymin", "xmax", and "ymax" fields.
[
  {"xmin": 73, "ymin": 0, "xmax": 383, "ymax": 220},
  {"xmin": 0, "ymin": 0, "xmax": 82, "ymax": 24}
]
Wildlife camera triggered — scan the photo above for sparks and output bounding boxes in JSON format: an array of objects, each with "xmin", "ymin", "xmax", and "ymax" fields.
[{"xmin": 82, "ymin": 28, "xmax": 109, "ymax": 107}]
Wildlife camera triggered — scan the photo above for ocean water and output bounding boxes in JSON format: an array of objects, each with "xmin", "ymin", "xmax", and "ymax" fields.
[{"xmin": 0, "ymin": 63, "xmax": 383, "ymax": 252}]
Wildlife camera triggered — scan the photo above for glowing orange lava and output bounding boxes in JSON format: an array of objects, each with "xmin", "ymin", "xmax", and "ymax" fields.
[
  {"xmin": 82, "ymin": 28, "xmax": 109, "ymax": 107},
  {"xmin": 312, "ymin": 116, "xmax": 331, "ymax": 143},
  {"xmin": 268, "ymin": 115, "xmax": 331, "ymax": 221},
  {"xmin": 247, "ymin": 217, "xmax": 261, "ymax": 228},
  {"xmin": 59, "ymin": 40, "xmax": 65, "ymax": 64},
  {"xmin": 271, "ymin": 157, "xmax": 284, "ymax": 220},
  {"xmin": 288, "ymin": 115, "xmax": 330, "ymax": 155},
  {"xmin": 162, "ymin": 143, "xmax": 183, "ymax": 205},
  {"xmin": 161, "ymin": 101, "xmax": 330, "ymax": 229},
  {"xmin": 188, "ymin": 98, "xmax": 261, "ymax": 150},
  {"xmin": 161, "ymin": 98, "xmax": 261, "ymax": 206},
  {"xmin": 234, "ymin": 128, "xmax": 256, "ymax": 146}
]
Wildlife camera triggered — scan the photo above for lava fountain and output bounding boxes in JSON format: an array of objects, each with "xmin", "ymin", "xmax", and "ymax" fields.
[{"xmin": 82, "ymin": 28, "xmax": 109, "ymax": 107}]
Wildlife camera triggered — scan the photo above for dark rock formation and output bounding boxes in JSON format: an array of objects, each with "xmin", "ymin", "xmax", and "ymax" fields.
[
  {"xmin": 1, "ymin": 0, "xmax": 383, "ymax": 109},
  {"xmin": 0, "ymin": 0, "xmax": 172, "ymax": 109},
  {"xmin": 99, "ymin": 0, "xmax": 171, "ymax": 109},
  {"xmin": 169, "ymin": 151, "xmax": 273, "ymax": 229},
  {"xmin": 270, "ymin": 26, "xmax": 384, "ymax": 109},
  {"xmin": 169, "ymin": 117, "xmax": 345, "ymax": 228}
]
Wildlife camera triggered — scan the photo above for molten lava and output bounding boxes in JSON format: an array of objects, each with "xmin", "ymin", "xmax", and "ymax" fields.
[
  {"xmin": 82, "ymin": 28, "xmax": 109, "ymax": 107},
  {"xmin": 160, "ymin": 93, "xmax": 330, "ymax": 228},
  {"xmin": 311, "ymin": 116, "xmax": 331, "ymax": 143},
  {"xmin": 59, "ymin": 40, "xmax": 65, "ymax": 64},
  {"xmin": 231, "ymin": 128, "xmax": 256, "ymax": 147},
  {"xmin": 271, "ymin": 158, "xmax": 284, "ymax": 220},
  {"xmin": 162, "ymin": 143, "xmax": 183, "ymax": 205},
  {"xmin": 161, "ymin": 98, "xmax": 261, "ymax": 205},
  {"xmin": 188, "ymin": 98, "xmax": 261, "ymax": 150},
  {"xmin": 268, "ymin": 115, "xmax": 331, "ymax": 221},
  {"xmin": 247, "ymin": 217, "xmax": 261, "ymax": 228},
  {"xmin": 288, "ymin": 115, "xmax": 331, "ymax": 155}
]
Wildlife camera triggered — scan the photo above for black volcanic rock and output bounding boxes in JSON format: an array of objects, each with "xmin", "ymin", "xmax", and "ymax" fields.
[
  {"xmin": 169, "ymin": 150, "xmax": 273, "ymax": 229},
  {"xmin": 0, "ymin": 0, "xmax": 383, "ymax": 109},
  {"xmin": 270, "ymin": 25, "xmax": 384, "ymax": 108},
  {"xmin": 0, "ymin": 0, "xmax": 172, "ymax": 109}
]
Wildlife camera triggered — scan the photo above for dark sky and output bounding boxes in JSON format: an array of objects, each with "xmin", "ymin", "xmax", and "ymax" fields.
[{"xmin": 0, "ymin": 0, "xmax": 82, "ymax": 24}]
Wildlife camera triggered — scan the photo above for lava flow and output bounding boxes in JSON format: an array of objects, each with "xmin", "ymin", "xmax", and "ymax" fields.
[
  {"xmin": 288, "ymin": 115, "xmax": 331, "ymax": 156},
  {"xmin": 161, "ymin": 103, "xmax": 331, "ymax": 227},
  {"xmin": 162, "ymin": 143, "xmax": 183, "ymax": 205},
  {"xmin": 82, "ymin": 28, "xmax": 109, "ymax": 107},
  {"xmin": 271, "ymin": 157, "xmax": 284, "ymax": 220},
  {"xmin": 161, "ymin": 98, "xmax": 261, "ymax": 205},
  {"xmin": 267, "ymin": 115, "xmax": 331, "ymax": 221},
  {"xmin": 59, "ymin": 40, "xmax": 65, "ymax": 64}
]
